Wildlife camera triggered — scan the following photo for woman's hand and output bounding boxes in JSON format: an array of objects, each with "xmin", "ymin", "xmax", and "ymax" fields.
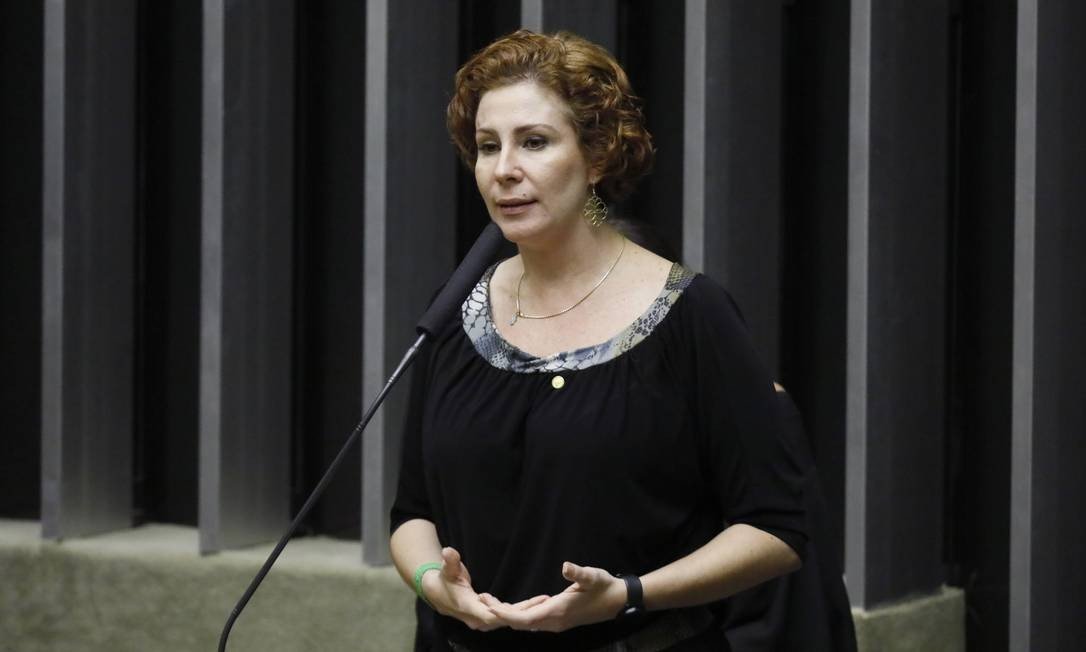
[
  {"xmin": 481, "ymin": 562, "xmax": 627, "ymax": 633},
  {"xmin": 421, "ymin": 547, "xmax": 505, "ymax": 632}
]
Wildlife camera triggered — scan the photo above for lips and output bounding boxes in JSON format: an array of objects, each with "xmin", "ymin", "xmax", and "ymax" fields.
[{"xmin": 496, "ymin": 198, "xmax": 536, "ymax": 215}]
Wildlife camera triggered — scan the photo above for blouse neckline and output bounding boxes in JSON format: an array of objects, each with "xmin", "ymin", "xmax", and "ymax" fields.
[{"xmin": 461, "ymin": 261, "xmax": 696, "ymax": 373}]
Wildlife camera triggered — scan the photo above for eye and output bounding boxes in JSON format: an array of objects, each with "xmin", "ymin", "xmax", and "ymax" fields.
[
  {"xmin": 523, "ymin": 136, "xmax": 547, "ymax": 150},
  {"xmin": 477, "ymin": 141, "xmax": 500, "ymax": 155}
]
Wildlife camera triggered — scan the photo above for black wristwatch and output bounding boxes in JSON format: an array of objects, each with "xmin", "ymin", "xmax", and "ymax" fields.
[{"xmin": 615, "ymin": 574, "xmax": 645, "ymax": 619}]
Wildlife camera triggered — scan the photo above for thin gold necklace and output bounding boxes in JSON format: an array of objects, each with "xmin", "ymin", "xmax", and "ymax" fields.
[{"xmin": 510, "ymin": 237, "xmax": 626, "ymax": 326}]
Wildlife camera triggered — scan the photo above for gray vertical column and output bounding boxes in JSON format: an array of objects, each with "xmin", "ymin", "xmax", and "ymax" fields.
[
  {"xmin": 521, "ymin": 0, "xmax": 618, "ymax": 53},
  {"xmin": 683, "ymin": 0, "xmax": 706, "ymax": 276},
  {"xmin": 684, "ymin": 0, "xmax": 786, "ymax": 370},
  {"xmin": 521, "ymin": 0, "xmax": 544, "ymax": 32},
  {"xmin": 1011, "ymin": 1, "xmax": 1086, "ymax": 648},
  {"xmin": 199, "ymin": 0, "xmax": 295, "ymax": 553},
  {"xmin": 846, "ymin": 0, "xmax": 951, "ymax": 608},
  {"xmin": 362, "ymin": 0, "xmax": 458, "ymax": 566},
  {"xmin": 40, "ymin": 0, "xmax": 137, "ymax": 539}
]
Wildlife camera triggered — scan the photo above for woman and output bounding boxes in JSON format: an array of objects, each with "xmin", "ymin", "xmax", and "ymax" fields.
[{"xmin": 390, "ymin": 30, "xmax": 806, "ymax": 651}]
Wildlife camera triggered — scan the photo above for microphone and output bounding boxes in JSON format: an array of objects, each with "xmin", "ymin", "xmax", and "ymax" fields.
[
  {"xmin": 416, "ymin": 222, "xmax": 504, "ymax": 336},
  {"xmin": 218, "ymin": 221, "xmax": 505, "ymax": 651}
]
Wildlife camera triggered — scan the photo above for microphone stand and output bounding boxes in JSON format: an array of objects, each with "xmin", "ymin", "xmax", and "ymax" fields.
[
  {"xmin": 217, "ymin": 221, "xmax": 503, "ymax": 651},
  {"xmin": 217, "ymin": 333, "xmax": 427, "ymax": 652}
]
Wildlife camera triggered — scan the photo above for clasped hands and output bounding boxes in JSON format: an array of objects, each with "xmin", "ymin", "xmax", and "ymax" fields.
[{"xmin": 421, "ymin": 547, "xmax": 628, "ymax": 633}]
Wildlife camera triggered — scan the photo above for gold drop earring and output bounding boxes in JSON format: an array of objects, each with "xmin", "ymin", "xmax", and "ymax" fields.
[{"xmin": 583, "ymin": 185, "xmax": 608, "ymax": 227}]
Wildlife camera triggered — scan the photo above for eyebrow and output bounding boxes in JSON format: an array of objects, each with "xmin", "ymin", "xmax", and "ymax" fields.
[{"xmin": 475, "ymin": 123, "xmax": 558, "ymax": 136}]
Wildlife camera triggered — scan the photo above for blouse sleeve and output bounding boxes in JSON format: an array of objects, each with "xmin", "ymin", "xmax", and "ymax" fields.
[
  {"xmin": 389, "ymin": 317, "xmax": 438, "ymax": 536},
  {"xmin": 687, "ymin": 278, "xmax": 808, "ymax": 557}
]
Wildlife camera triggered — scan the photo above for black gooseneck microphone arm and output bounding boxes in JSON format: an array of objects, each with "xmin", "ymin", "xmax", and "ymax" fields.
[{"xmin": 218, "ymin": 223, "xmax": 505, "ymax": 652}]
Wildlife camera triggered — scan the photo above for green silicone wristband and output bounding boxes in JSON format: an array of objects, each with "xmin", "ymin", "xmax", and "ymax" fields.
[{"xmin": 413, "ymin": 562, "xmax": 443, "ymax": 606}]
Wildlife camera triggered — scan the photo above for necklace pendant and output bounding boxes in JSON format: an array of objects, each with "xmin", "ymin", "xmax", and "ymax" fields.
[{"xmin": 509, "ymin": 313, "xmax": 518, "ymax": 326}]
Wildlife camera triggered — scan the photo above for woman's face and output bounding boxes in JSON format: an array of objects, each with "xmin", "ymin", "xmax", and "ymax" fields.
[{"xmin": 474, "ymin": 81, "xmax": 598, "ymax": 246}]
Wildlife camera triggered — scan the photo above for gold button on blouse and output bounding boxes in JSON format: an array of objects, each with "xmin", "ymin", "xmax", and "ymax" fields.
[{"xmin": 551, "ymin": 375, "xmax": 566, "ymax": 390}]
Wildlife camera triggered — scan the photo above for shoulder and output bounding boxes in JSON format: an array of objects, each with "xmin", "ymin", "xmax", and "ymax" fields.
[
  {"xmin": 663, "ymin": 273, "xmax": 761, "ymax": 361},
  {"xmin": 686, "ymin": 272, "xmax": 747, "ymax": 317},
  {"xmin": 609, "ymin": 241, "xmax": 678, "ymax": 315},
  {"xmin": 622, "ymin": 241, "xmax": 674, "ymax": 282}
]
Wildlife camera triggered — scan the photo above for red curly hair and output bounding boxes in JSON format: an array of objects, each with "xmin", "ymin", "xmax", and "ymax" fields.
[{"xmin": 447, "ymin": 30, "xmax": 654, "ymax": 203}]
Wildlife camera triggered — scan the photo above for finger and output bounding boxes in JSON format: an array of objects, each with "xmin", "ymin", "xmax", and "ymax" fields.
[
  {"xmin": 465, "ymin": 599, "xmax": 504, "ymax": 632},
  {"xmin": 562, "ymin": 562, "xmax": 607, "ymax": 589},
  {"xmin": 467, "ymin": 614, "xmax": 503, "ymax": 632},
  {"xmin": 485, "ymin": 599, "xmax": 533, "ymax": 627},
  {"xmin": 466, "ymin": 616, "xmax": 500, "ymax": 632},
  {"xmin": 479, "ymin": 592, "xmax": 546, "ymax": 611},
  {"xmin": 444, "ymin": 547, "xmax": 474, "ymax": 584},
  {"xmin": 490, "ymin": 596, "xmax": 563, "ymax": 630},
  {"xmin": 510, "ymin": 594, "xmax": 549, "ymax": 610},
  {"xmin": 441, "ymin": 547, "xmax": 462, "ymax": 580}
]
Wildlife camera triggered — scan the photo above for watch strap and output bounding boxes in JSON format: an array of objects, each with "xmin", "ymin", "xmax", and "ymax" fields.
[{"xmin": 616, "ymin": 574, "xmax": 645, "ymax": 619}]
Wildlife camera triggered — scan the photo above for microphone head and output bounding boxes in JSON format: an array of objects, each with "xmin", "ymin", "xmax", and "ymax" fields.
[{"xmin": 415, "ymin": 222, "xmax": 505, "ymax": 337}]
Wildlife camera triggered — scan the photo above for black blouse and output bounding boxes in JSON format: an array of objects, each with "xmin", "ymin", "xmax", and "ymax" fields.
[{"xmin": 391, "ymin": 264, "xmax": 807, "ymax": 652}]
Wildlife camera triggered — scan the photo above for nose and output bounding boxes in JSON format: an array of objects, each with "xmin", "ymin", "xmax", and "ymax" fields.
[{"xmin": 493, "ymin": 147, "xmax": 522, "ymax": 182}]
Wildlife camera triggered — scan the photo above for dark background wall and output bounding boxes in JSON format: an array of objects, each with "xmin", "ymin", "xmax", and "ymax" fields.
[
  {"xmin": 780, "ymin": 0, "xmax": 851, "ymax": 575},
  {"xmin": 3, "ymin": 1, "xmax": 1084, "ymax": 650},
  {"xmin": 134, "ymin": 0, "xmax": 202, "ymax": 528},
  {"xmin": 1024, "ymin": 2, "xmax": 1086, "ymax": 648},
  {"xmin": 292, "ymin": 0, "xmax": 368, "ymax": 540},
  {"xmin": 948, "ymin": 2, "xmax": 1016, "ymax": 651},
  {"xmin": 0, "ymin": 0, "xmax": 44, "ymax": 520}
]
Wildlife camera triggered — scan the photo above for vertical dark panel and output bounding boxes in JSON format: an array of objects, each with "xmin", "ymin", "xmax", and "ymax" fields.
[
  {"xmin": 362, "ymin": 0, "xmax": 459, "ymax": 565},
  {"xmin": 620, "ymin": 0, "xmax": 685, "ymax": 261},
  {"xmin": 847, "ymin": 0, "xmax": 951, "ymax": 607},
  {"xmin": 781, "ymin": 0, "xmax": 851, "ymax": 568},
  {"xmin": 540, "ymin": 0, "xmax": 619, "ymax": 53},
  {"xmin": 864, "ymin": 2, "xmax": 951, "ymax": 603},
  {"xmin": 199, "ymin": 0, "xmax": 295, "ymax": 552},
  {"xmin": 1021, "ymin": 2, "xmax": 1086, "ymax": 647},
  {"xmin": 948, "ymin": 1, "xmax": 1015, "ymax": 650},
  {"xmin": 135, "ymin": 0, "xmax": 202, "ymax": 527},
  {"xmin": 41, "ymin": 1, "xmax": 138, "ymax": 539},
  {"xmin": 382, "ymin": 0, "xmax": 459, "ymax": 517},
  {"xmin": 0, "ymin": 0, "xmax": 44, "ymax": 518},
  {"xmin": 701, "ymin": 0, "xmax": 786, "ymax": 371},
  {"xmin": 293, "ymin": 0, "xmax": 366, "ymax": 539}
]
